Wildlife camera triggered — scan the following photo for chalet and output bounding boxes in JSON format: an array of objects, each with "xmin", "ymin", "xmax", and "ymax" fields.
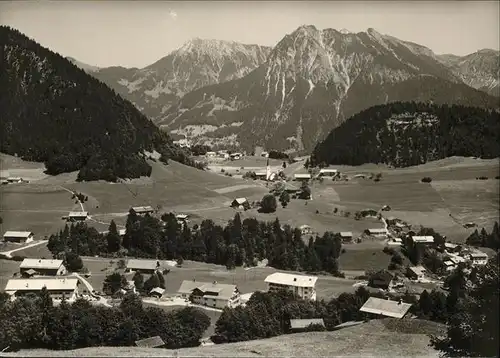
[
  {"xmin": 67, "ymin": 211, "xmax": 88, "ymax": 222},
  {"xmin": 340, "ymin": 232, "xmax": 353, "ymax": 242},
  {"xmin": 261, "ymin": 151, "xmax": 269, "ymax": 158},
  {"xmin": 126, "ymin": 259, "xmax": 163, "ymax": 274},
  {"xmin": 130, "ymin": 206, "xmax": 154, "ymax": 215},
  {"xmin": 4, "ymin": 277, "xmax": 80, "ymax": 302},
  {"xmin": 265, "ymin": 272, "xmax": 318, "ymax": 301},
  {"xmin": 149, "ymin": 287, "xmax": 165, "ymax": 298},
  {"xmin": 410, "ymin": 236, "xmax": 435, "ymax": 245},
  {"xmin": 469, "ymin": 251, "xmax": 488, "ymax": 266},
  {"xmin": 449, "ymin": 255, "xmax": 466, "ymax": 265},
  {"xmin": 176, "ymin": 214, "xmax": 189, "ymax": 222},
  {"xmin": 360, "ymin": 297, "xmax": 412, "ymax": 319},
  {"xmin": 294, "ymin": 173, "xmax": 311, "ymax": 181},
  {"xmin": 255, "ymin": 172, "xmax": 267, "ymax": 180},
  {"xmin": 3, "ymin": 231, "xmax": 34, "ymax": 244},
  {"xmin": 445, "ymin": 242, "xmax": 460, "ymax": 253},
  {"xmin": 177, "ymin": 280, "xmax": 241, "ymax": 309},
  {"xmin": 318, "ymin": 169, "xmax": 338, "ymax": 177},
  {"xmin": 230, "ymin": 197, "xmax": 250, "ymax": 210},
  {"xmin": 289, "ymin": 318, "xmax": 325, "ymax": 332},
  {"xmin": 381, "ymin": 205, "xmax": 391, "ymax": 211},
  {"xmin": 389, "ymin": 238, "xmax": 403, "ymax": 245},
  {"xmin": 406, "ymin": 266, "xmax": 427, "ymax": 280},
  {"xmin": 205, "ymin": 151, "xmax": 217, "ymax": 157},
  {"xmin": 365, "ymin": 228, "xmax": 388, "ymax": 237},
  {"xmin": 19, "ymin": 259, "xmax": 67, "ymax": 276},
  {"xmin": 368, "ymin": 271, "xmax": 393, "ymax": 290}
]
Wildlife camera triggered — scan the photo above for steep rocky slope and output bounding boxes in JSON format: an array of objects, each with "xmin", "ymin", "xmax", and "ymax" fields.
[
  {"xmin": 0, "ymin": 26, "xmax": 185, "ymax": 182},
  {"xmin": 159, "ymin": 26, "xmax": 498, "ymax": 152},
  {"xmin": 89, "ymin": 39, "xmax": 271, "ymax": 121},
  {"xmin": 437, "ymin": 49, "xmax": 500, "ymax": 97}
]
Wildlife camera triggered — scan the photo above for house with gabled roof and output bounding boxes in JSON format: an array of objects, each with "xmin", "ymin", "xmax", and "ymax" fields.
[
  {"xmin": 177, "ymin": 279, "xmax": 241, "ymax": 309},
  {"xmin": 3, "ymin": 231, "xmax": 34, "ymax": 244},
  {"xmin": 19, "ymin": 259, "xmax": 67, "ymax": 276}
]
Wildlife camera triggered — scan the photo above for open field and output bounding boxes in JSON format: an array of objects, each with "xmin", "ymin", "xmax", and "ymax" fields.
[{"xmin": 4, "ymin": 318, "xmax": 442, "ymax": 357}]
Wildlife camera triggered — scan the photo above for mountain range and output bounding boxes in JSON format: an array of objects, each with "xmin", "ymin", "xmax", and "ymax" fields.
[
  {"xmin": 75, "ymin": 25, "xmax": 499, "ymax": 153},
  {"xmin": 0, "ymin": 26, "xmax": 188, "ymax": 182}
]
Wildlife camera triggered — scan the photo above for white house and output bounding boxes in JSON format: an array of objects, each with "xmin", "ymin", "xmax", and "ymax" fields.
[
  {"xmin": 177, "ymin": 280, "xmax": 241, "ymax": 309},
  {"xmin": 130, "ymin": 206, "xmax": 154, "ymax": 215},
  {"xmin": 231, "ymin": 197, "xmax": 250, "ymax": 210},
  {"xmin": 299, "ymin": 225, "xmax": 312, "ymax": 235},
  {"xmin": 469, "ymin": 251, "xmax": 488, "ymax": 266},
  {"xmin": 340, "ymin": 232, "xmax": 353, "ymax": 242},
  {"xmin": 67, "ymin": 211, "xmax": 88, "ymax": 222},
  {"xmin": 264, "ymin": 272, "xmax": 318, "ymax": 301},
  {"xmin": 406, "ymin": 266, "xmax": 427, "ymax": 280},
  {"xmin": 410, "ymin": 236, "xmax": 435, "ymax": 244},
  {"xmin": 3, "ymin": 231, "xmax": 34, "ymax": 244},
  {"xmin": 20, "ymin": 259, "xmax": 67, "ymax": 276},
  {"xmin": 318, "ymin": 169, "xmax": 338, "ymax": 177},
  {"xmin": 4, "ymin": 278, "xmax": 80, "ymax": 302},
  {"xmin": 126, "ymin": 259, "xmax": 163, "ymax": 274},
  {"xmin": 294, "ymin": 173, "xmax": 311, "ymax": 181},
  {"xmin": 365, "ymin": 228, "xmax": 388, "ymax": 237}
]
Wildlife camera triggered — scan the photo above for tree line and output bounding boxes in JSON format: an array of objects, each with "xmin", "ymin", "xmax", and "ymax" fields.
[
  {"xmin": 0, "ymin": 290, "xmax": 209, "ymax": 352},
  {"xmin": 310, "ymin": 102, "xmax": 500, "ymax": 168},
  {"xmin": 47, "ymin": 211, "xmax": 344, "ymax": 275},
  {"xmin": 465, "ymin": 221, "xmax": 499, "ymax": 250},
  {"xmin": 0, "ymin": 26, "xmax": 196, "ymax": 182}
]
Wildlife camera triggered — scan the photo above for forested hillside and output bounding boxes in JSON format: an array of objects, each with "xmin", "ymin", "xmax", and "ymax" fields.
[
  {"xmin": 0, "ymin": 26, "xmax": 187, "ymax": 182},
  {"xmin": 310, "ymin": 102, "xmax": 500, "ymax": 167}
]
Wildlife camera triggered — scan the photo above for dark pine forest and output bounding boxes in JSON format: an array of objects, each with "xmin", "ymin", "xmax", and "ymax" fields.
[
  {"xmin": 310, "ymin": 102, "xmax": 500, "ymax": 168},
  {"xmin": 0, "ymin": 26, "xmax": 192, "ymax": 182}
]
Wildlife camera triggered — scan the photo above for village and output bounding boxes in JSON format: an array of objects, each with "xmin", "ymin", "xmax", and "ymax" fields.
[{"xmin": 0, "ymin": 147, "xmax": 495, "ymax": 350}]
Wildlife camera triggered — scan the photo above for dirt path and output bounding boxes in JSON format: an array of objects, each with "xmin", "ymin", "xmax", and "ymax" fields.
[{"xmin": 0, "ymin": 240, "xmax": 49, "ymax": 258}]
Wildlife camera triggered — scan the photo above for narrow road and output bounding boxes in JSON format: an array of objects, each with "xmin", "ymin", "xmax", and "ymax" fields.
[
  {"xmin": 71, "ymin": 272, "xmax": 111, "ymax": 307},
  {"xmin": 0, "ymin": 240, "xmax": 49, "ymax": 258}
]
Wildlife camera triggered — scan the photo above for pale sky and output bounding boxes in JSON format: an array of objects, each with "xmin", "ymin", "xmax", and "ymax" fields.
[{"xmin": 0, "ymin": 1, "xmax": 498, "ymax": 68}]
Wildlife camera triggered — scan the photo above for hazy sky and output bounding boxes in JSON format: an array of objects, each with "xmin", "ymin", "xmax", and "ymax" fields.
[{"xmin": 1, "ymin": 1, "xmax": 498, "ymax": 68}]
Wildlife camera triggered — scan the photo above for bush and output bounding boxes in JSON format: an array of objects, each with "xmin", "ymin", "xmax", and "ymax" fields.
[
  {"xmin": 383, "ymin": 246, "xmax": 396, "ymax": 255},
  {"xmin": 421, "ymin": 177, "xmax": 432, "ymax": 183},
  {"xmin": 495, "ymin": 175, "xmax": 500, "ymax": 179},
  {"xmin": 11, "ymin": 255, "xmax": 26, "ymax": 262},
  {"xmin": 260, "ymin": 194, "xmax": 277, "ymax": 213}
]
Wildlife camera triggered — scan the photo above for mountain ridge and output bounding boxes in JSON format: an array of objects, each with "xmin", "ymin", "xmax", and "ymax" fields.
[{"xmin": 158, "ymin": 25, "xmax": 499, "ymax": 152}]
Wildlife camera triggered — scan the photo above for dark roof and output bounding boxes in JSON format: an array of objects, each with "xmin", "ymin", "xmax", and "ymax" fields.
[{"xmin": 135, "ymin": 336, "xmax": 165, "ymax": 348}]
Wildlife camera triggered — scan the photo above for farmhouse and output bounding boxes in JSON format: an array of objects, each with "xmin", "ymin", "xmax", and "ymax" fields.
[
  {"xmin": 125, "ymin": 259, "xmax": 163, "ymax": 274},
  {"xmin": 365, "ymin": 228, "xmax": 388, "ymax": 237},
  {"xmin": 4, "ymin": 278, "xmax": 80, "ymax": 302},
  {"xmin": 360, "ymin": 297, "xmax": 412, "ymax": 319},
  {"xmin": 67, "ymin": 211, "xmax": 88, "ymax": 222},
  {"xmin": 469, "ymin": 251, "xmax": 488, "ymax": 266},
  {"xmin": 255, "ymin": 172, "xmax": 267, "ymax": 179},
  {"xmin": 231, "ymin": 197, "xmax": 250, "ymax": 210},
  {"xmin": 406, "ymin": 266, "xmax": 427, "ymax": 280},
  {"xmin": 118, "ymin": 281, "xmax": 136, "ymax": 296},
  {"xmin": 389, "ymin": 237, "xmax": 403, "ymax": 246},
  {"xmin": 265, "ymin": 272, "xmax": 318, "ymax": 301},
  {"xmin": 318, "ymin": 169, "xmax": 338, "ymax": 177},
  {"xmin": 445, "ymin": 242, "xmax": 460, "ymax": 253},
  {"xmin": 3, "ymin": 231, "xmax": 34, "ymax": 244},
  {"xmin": 294, "ymin": 173, "xmax": 311, "ymax": 181},
  {"xmin": 130, "ymin": 206, "xmax": 154, "ymax": 215},
  {"xmin": 205, "ymin": 151, "xmax": 216, "ymax": 157},
  {"xmin": 368, "ymin": 270, "xmax": 394, "ymax": 290},
  {"xmin": 177, "ymin": 280, "xmax": 241, "ymax": 309},
  {"xmin": 20, "ymin": 259, "xmax": 67, "ymax": 276},
  {"xmin": 289, "ymin": 318, "xmax": 325, "ymax": 332},
  {"xmin": 340, "ymin": 232, "xmax": 353, "ymax": 242},
  {"xmin": 410, "ymin": 236, "xmax": 435, "ymax": 244}
]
